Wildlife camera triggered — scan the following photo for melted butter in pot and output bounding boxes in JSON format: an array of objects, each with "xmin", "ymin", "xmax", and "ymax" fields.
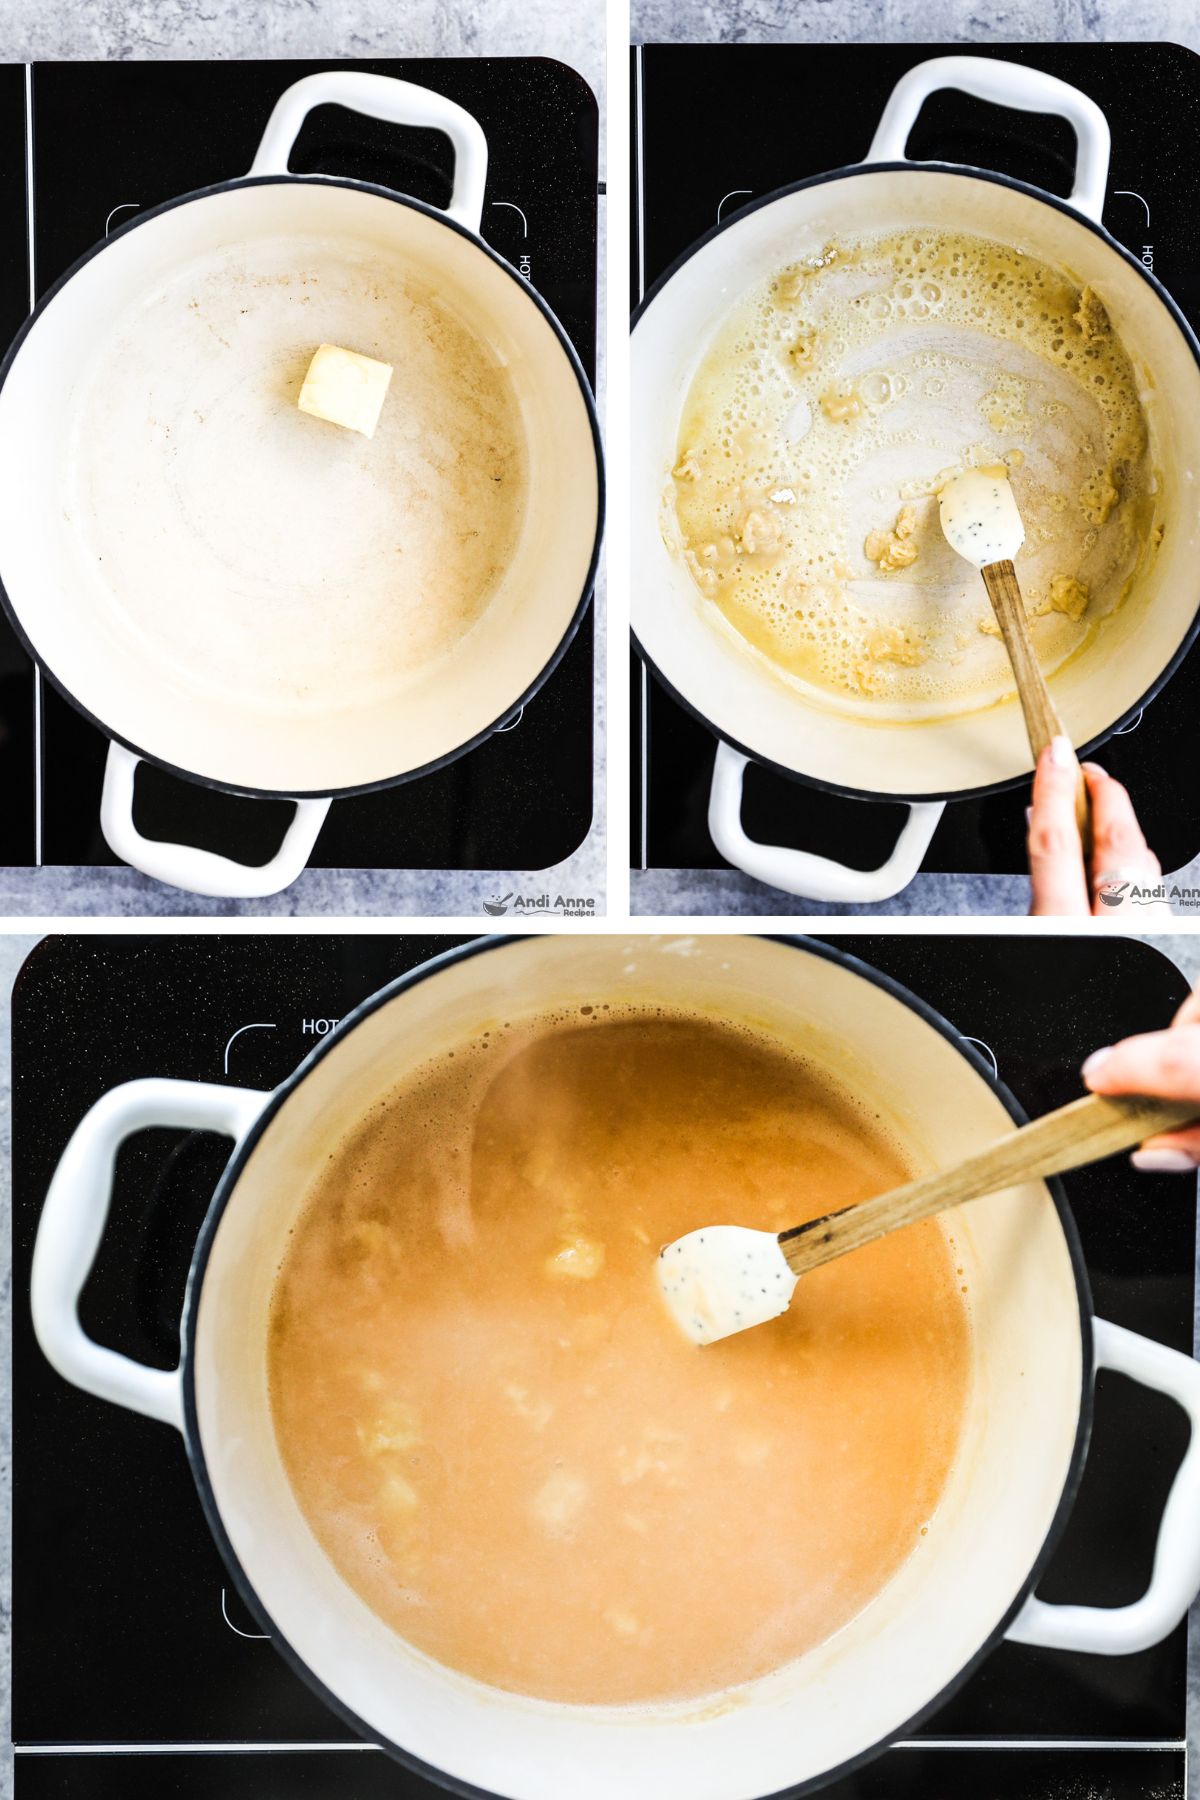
[
  {"xmin": 668, "ymin": 232, "xmax": 1158, "ymax": 719},
  {"xmin": 269, "ymin": 1011, "xmax": 970, "ymax": 1706}
]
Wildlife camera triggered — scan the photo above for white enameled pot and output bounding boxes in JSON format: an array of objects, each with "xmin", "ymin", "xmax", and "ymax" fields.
[
  {"xmin": 632, "ymin": 57, "xmax": 1200, "ymax": 903},
  {"xmin": 30, "ymin": 935, "xmax": 1200, "ymax": 1800},
  {"xmin": 0, "ymin": 72, "xmax": 602, "ymax": 898}
]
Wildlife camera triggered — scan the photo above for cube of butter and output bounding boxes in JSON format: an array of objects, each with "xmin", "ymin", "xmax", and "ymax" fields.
[{"xmin": 298, "ymin": 344, "xmax": 393, "ymax": 439}]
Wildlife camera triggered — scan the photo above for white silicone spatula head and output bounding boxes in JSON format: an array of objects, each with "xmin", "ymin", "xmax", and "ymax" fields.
[
  {"xmin": 656, "ymin": 1226, "xmax": 798, "ymax": 1346},
  {"xmin": 937, "ymin": 466, "xmax": 1025, "ymax": 568}
]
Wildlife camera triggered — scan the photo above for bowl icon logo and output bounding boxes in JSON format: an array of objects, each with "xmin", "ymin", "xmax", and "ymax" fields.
[
  {"xmin": 1097, "ymin": 879, "xmax": 1129, "ymax": 909},
  {"xmin": 483, "ymin": 892, "xmax": 513, "ymax": 917}
]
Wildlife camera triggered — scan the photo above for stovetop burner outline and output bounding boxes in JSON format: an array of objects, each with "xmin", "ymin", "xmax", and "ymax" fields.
[
  {"xmin": 2, "ymin": 55, "xmax": 599, "ymax": 877},
  {"xmin": 631, "ymin": 42, "xmax": 1200, "ymax": 886},
  {"xmin": 9, "ymin": 933, "xmax": 1196, "ymax": 1799}
]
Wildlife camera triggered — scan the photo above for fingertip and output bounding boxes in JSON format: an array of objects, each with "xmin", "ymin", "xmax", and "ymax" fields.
[
  {"xmin": 1081, "ymin": 1046, "xmax": 1113, "ymax": 1088},
  {"xmin": 1132, "ymin": 1147, "xmax": 1200, "ymax": 1174},
  {"xmin": 1083, "ymin": 764, "xmax": 1109, "ymax": 804},
  {"xmin": 1034, "ymin": 739, "xmax": 1078, "ymax": 790}
]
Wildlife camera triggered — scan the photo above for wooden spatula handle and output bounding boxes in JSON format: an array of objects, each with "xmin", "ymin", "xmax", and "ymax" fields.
[
  {"xmin": 983, "ymin": 559, "xmax": 1092, "ymax": 856},
  {"xmin": 780, "ymin": 1091, "xmax": 1199, "ymax": 1279}
]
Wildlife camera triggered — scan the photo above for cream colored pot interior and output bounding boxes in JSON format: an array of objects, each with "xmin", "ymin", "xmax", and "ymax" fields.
[
  {"xmin": 193, "ymin": 936, "xmax": 1083, "ymax": 1800},
  {"xmin": 0, "ymin": 183, "xmax": 598, "ymax": 793},
  {"xmin": 632, "ymin": 169, "xmax": 1200, "ymax": 795}
]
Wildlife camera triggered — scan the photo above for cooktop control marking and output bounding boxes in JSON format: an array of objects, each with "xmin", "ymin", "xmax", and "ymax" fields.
[
  {"xmin": 219, "ymin": 1589, "xmax": 269, "ymax": 1643},
  {"xmin": 961, "ymin": 1035, "xmax": 999, "ymax": 1080},
  {"xmin": 491, "ymin": 199, "xmax": 532, "ymax": 282},
  {"xmin": 716, "ymin": 188, "xmax": 752, "ymax": 222},
  {"xmin": 491, "ymin": 199, "xmax": 528, "ymax": 236},
  {"xmin": 222, "ymin": 1021, "xmax": 276, "ymax": 1074},
  {"xmin": 103, "ymin": 201, "xmax": 139, "ymax": 236},
  {"xmin": 1114, "ymin": 189, "xmax": 1152, "ymax": 271}
]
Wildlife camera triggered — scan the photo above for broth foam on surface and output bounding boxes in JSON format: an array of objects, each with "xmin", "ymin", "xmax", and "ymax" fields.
[{"xmin": 668, "ymin": 229, "xmax": 1158, "ymax": 720}]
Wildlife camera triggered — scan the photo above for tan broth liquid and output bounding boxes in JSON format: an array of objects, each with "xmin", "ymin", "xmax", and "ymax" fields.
[{"xmin": 269, "ymin": 1013, "xmax": 971, "ymax": 1706}]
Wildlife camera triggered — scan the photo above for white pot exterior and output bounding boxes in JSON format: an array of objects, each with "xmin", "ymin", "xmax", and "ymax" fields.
[
  {"xmin": 632, "ymin": 172, "xmax": 1200, "ymax": 804},
  {"xmin": 0, "ymin": 175, "xmax": 600, "ymax": 799},
  {"xmin": 31, "ymin": 936, "xmax": 1200, "ymax": 1800},
  {"xmin": 195, "ymin": 935, "xmax": 1086, "ymax": 1796}
]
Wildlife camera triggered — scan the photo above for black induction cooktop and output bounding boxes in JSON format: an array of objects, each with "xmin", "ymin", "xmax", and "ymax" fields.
[
  {"xmin": 0, "ymin": 56, "xmax": 598, "ymax": 877},
  {"xmin": 8, "ymin": 1747, "xmax": 1187, "ymax": 1799},
  {"xmin": 9, "ymin": 933, "xmax": 1197, "ymax": 1796},
  {"xmin": 631, "ymin": 42, "xmax": 1200, "ymax": 888}
]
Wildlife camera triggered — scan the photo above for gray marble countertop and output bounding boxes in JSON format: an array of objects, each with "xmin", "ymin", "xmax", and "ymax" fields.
[
  {"xmin": 631, "ymin": 0, "xmax": 1200, "ymax": 917},
  {"xmin": 3, "ymin": 928, "xmax": 1200, "ymax": 1793},
  {"xmin": 632, "ymin": 0, "xmax": 1200, "ymax": 52},
  {"xmin": 0, "ymin": 0, "xmax": 606, "ymax": 919},
  {"xmin": 634, "ymin": 860, "xmax": 1200, "ymax": 918}
]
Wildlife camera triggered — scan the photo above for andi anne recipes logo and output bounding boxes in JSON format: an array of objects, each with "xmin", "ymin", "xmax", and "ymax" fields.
[
  {"xmin": 1095, "ymin": 878, "xmax": 1200, "ymax": 911},
  {"xmin": 483, "ymin": 890, "xmax": 596, "ymax": 918}
]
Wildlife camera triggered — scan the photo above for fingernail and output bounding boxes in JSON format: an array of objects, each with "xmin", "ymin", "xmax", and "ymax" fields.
[
  {"xmin": 1132, "ymin": 1148, "xmax": 1200, "ymax": 1174},
  {"xmin": 1025, "ymin": 806, "xmax": 1033, "ymax": 828},
  {"xmin": 1050, "ymin": 735, "xmax": 1074, "ymax": 769},
  {"xmin": 1081, "ymin": 1047, "xmax": 1113, "ymax": 1083},
  {"xmin": 1081, "ymin": 761, "xmax": 1105, "ymax": 778}
]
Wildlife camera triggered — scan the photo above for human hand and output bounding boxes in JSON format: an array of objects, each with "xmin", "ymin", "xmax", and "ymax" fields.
[
  {"xmin": 1082, "ymin": 985, "xmax": 1200, "ymax": 1172},
  {"xmin": 1028, "ymin": 737, "xmax": 1161, "ymax": 916}
]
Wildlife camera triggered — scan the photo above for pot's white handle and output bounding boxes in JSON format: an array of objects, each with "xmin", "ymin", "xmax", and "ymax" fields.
[
  {"xmin": 865, "ymin": 54, "xmax": 1111, "ymax": 223},
  {"xmin": 101, "ymin": 742, "xmax": 331, "ymax": 900},
  {"xmin": 31, "ymin": 1078, "xmax": 271, "ymax": 1433},
  {"xmin": 248, "ymin": 70, "xmax": 489, "ymax": 233},
  {"xmin": 708, "ymin": 740, "xmax": 944, "ymax": 904},
  {"xmin": 1007, "ymin": 1317, "xmax": 1200, "ymax": 1655}
]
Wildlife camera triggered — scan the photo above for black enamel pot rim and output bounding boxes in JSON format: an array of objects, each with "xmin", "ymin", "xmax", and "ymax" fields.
[
  {"xmin": 632, "ymin": 159, "xmax": 1200, "ymax": 807},
  {"xmin": 170, "ymin": 931, "xmax": 1095, "ymax": 1800},
  {"xmin": 0, "ymin": 173, "xmax": 605, "ymax": 804}
]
